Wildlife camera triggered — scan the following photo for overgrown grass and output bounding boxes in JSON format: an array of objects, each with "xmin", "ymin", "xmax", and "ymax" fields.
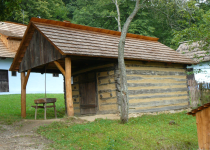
[
  {"xmin": 37, "ymin": 112, "xmax": 198, "ymax": 150},
  {"xmin": 0, "ymin": 94, "xmax": 65, "ymax": 124}
]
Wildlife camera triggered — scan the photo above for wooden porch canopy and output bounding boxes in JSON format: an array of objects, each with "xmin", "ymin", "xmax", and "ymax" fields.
[{"xmin": 9, "ymin": 18, "xmax": 195, "ymax": 118}]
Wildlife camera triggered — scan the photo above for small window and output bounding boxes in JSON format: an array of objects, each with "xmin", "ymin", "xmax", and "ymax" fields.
[
  {"xmin": 53, "ymin": 73, "xmax": 59, "ymax": 77},
  {"xmin": 11, "ymin": 71, "xmax": 17, "ymax": 76}
]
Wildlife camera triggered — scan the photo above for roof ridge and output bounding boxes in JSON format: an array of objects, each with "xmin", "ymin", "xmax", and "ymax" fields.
[{"xmin": 30, "ymin": 17, "xmax": 159, "ymax": 42}]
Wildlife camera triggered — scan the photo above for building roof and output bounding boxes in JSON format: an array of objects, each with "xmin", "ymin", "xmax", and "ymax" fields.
[
  {"xmin": 187, "ymin": 102, "xmax": 210, "ymax": 116},
  {"xmin": 0, "ymin": 21, "xmax": 27, "ymax": 58},
  {"xmin": 0, "ymin": 21, "xmax": 27, "ymax": 38},
  {"xmin": 0, "ymin": 40, "xmax": 15, "ymax": 58},
  {"xmin": 10, "ymin": 18, "xmax": 196, "ymax": 71},
  {"xmin": 176, "ymin": 42, "xmax": 210, "ymax": 63}
]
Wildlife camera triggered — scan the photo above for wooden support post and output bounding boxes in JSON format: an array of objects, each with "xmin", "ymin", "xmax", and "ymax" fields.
[
  {"xmin": 65, "ymin": 57, "xmax": 74, "ymax": 116},
  {"xmin": 54, "ymin": 61, "xmax": 65, "ymax": 77},
  {"xmin": 21, "ymin": 72, "xmax": 26, "ymax": 118}
]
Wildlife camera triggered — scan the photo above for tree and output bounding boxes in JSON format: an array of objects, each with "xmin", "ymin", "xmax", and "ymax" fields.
[
  {"xmin": 7, "ymin": 0, "xmax": 68, "ymax": 24},
  {"xmin": 118, "ymin": 0, "xmax": 142, "ymax": 123},
  {"xmin": 172, "ymin": 0, "xmax": 210, "ymax": 50},
  {"xmin": 0, "ymin": 0, "xmax": 21, "ymax": 21}
]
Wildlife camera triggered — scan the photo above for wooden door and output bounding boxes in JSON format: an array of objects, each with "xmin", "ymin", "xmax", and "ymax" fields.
[
  {"xmin": 79, "ymin": 73, "xmax": 97, "ymax": 114},
  {"xmin": 0, "ymin": 70, "xmax": 9, "ymax": 92}
]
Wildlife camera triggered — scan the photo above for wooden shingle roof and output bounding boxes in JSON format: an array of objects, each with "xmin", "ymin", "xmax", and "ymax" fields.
[
  {"xmin": 10, "ymin": 18, "xmax": 196, "ymax": 71},
  {"xmin": 0, "ymin": 40, "xmax": 15, "ymax": 58},
  {"xmin": 177, "ymin": 42, "xmax": 210, "ymax": 63},
  {"xmin": 0, "ymin": 21, "xmax": 27, "ymax": 38},
  {"xmin": 0, "ymin": 21, "xmax": 27, "ymax": 58}
]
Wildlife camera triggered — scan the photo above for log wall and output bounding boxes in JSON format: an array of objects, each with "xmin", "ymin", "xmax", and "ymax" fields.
[
  {"xmin": 125, "ymin": 60, "xmax": 189, "ymax": 113},
  {"xmin": 69, "ymin": 63, "xmax": 118, "ymax": 115},
  {"xmin": 71, "ymin": 76, "xmax": 80, "ymax": 114},
  {"xmin": 97, "ymin": 68, "xmax": 118, "ymax": 114}
]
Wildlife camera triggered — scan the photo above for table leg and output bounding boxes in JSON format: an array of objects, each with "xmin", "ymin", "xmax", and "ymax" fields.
[
  {"xmin": 44, "ymin": 103, "xmax": 46, "ymax": 120},
  {"xmin": 35, "ymin": 104, "xmax": 38, "ymax": 120},
  {"xmin": 54, "ymin": 102, "xmax": 57, "ymax": 119}
]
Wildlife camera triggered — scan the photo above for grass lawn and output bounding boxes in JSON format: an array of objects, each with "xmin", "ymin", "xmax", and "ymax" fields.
[
  {"xmin": 37, "ymin": 112, "xmax": 198, "ymax": 150},
  {"xmin": 0, "ymin": 94, "xmax": 65, "ymax": 124},
  {"xmin": 0, "ymin": 94, "xmax": 198, "ymax": 149}
]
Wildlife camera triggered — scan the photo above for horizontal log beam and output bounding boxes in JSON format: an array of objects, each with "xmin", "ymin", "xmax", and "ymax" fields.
[{"xmin": 129, "ymin": 105, "xmax": 188, "ymax": 113}]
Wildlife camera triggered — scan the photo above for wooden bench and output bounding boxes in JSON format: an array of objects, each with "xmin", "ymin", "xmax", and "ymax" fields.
[{"xmin": 31, "ymin": 98, "xmax": 57, "ymax": 120}]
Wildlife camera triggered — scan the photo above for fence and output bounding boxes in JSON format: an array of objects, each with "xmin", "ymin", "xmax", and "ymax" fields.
[{"xmin": 188, "ymin": 79, "xmax": 210, "ymax": 107}]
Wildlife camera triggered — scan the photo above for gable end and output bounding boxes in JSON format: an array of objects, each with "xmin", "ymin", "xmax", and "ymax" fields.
[{"xmin": 19, "ymin": 29, "xmax": 64, "ymax": 72}]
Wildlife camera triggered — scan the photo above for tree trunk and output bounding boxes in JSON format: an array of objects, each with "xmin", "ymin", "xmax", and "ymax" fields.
[
  {"xmin": 118, "ymin": 0, "xmax": 141, "ymax": 124},
  {"xmin": 113, "ymin": 0, "xmax": 121, "ymax": 32}
]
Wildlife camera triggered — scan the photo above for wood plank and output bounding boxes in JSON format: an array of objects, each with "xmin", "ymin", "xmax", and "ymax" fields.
[
  {"xmin": 21, "ymin": 72, "xmax": 26, "ymax": 118},
  {"xmin": 129, "ymin": 93, "xmax": 188, "ymax": 100},
  {"xmin": 128, "ymin": 85, "xmax": 187, "ymax": 90},
  {"xmin": 98, "ymin": 84, "xmax": 116, "ymax": 91},
  {"xmin": 128, "ymin": 88, "xmax": 188, "ymax": 95},
  {"xmin": 127, "ymin": 83, "xmax": 186, "ymax": 88},
  {"xmin": 99, "ymin": 78, "xmax": 115, "ymax": 85},
  {"xmin": 125, "ymin": 61, "xmax": 185, "ymax": 69},
  {"xmin": 126, "ymin": 66, "xmax": 185, "ymax": 72},
  {"xmin": 98, "ymin": 70, "xmax": 114, "ymax": 77},
  {"xmin": 129, "ymin": 99, "xmax": 189, "ymax": 108},
  {"xmin": 129, "ymin": 104, "xmax": 188, "ymax": 113},
  {"xmin": 127, "ymin": 75, "xmax": 186, "ymax": 80},
  {"xmin": 99, "ymin": 92, "xmax": 116, "ymax": 99},
  {"xmin": 65, "ymin": 57, "xmax": 74, "ymax": 116},
  {"xmin": 133, "ymin": 102, "xmax": 188, "ymax": 110},
  {"xmin": 99, "ymin": 98, "xmax": 117, "ymax": 104},
  {"xmin": 130, "ymin": 95, "xmax": 189, "ymax": 103},
  {"xmin": 126, "ymin": 70, "xmax": 186, "ymax": 76},
  {"xmin": 100, "ymin": 104, "xmax": 118, "ymax": 111},
  {"xmin": 127, "ymin": 79, "xmax": 186, "ymax": 84},
  {"xmin": 72, "ymin": 91, "xmax": 79, "ymax": 96}
]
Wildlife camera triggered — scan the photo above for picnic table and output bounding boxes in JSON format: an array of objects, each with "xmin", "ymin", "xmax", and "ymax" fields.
[{"xmin": 31, "ymin": 98, "xmax": 57, "ymax": 120}]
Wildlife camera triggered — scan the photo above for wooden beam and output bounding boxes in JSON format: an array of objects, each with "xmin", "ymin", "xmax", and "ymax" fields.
[
  {"xmin": 23, "ymin": 69, "xmax": 31, "ymax": 89},
  {"xmin": 21, "ymin": 72, "xmax": 26, "ymax": 118},
  {"xmin": 65, "ymin": 57, "xmax": 74, "ymax": 116},
  {"xmin": 54, "ymin": 61, "xmax": 65, "ymax": 77}
]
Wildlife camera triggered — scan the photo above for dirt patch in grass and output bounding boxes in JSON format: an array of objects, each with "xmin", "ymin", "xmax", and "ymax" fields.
[
  {"xmin": 0, "ymin": 117, "xmax": 89, "ymax": 150},
  {"xmin": 0, "ymin": 119, "xmax": 59, "ymax": 150}
]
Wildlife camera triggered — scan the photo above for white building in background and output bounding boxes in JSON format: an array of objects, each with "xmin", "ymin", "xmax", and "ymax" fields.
[
  {"xmin": 0, "ymin": 21, "xmax": 64, "ymax": 95},
  {"xmin": 176, "ymin": 42, "xmax": 210, "ymax": 83}
]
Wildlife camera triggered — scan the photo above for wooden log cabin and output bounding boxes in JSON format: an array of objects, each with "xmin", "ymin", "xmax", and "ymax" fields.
[{"xmin": 9, "ymin": 18, "xmax": 196, "ymax": 117}]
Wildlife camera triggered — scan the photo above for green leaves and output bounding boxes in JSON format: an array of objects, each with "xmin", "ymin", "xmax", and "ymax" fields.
[
  {"xmin": 0, "ymin": 0, "xmax": 21, "ymax": 21},
  {"xmin": 7, "ymin": 0, "xmax": 68, "ymax": 24}
]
